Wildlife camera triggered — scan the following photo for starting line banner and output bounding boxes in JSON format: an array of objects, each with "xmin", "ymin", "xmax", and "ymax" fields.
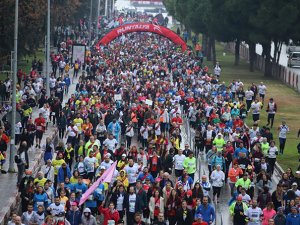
[{"xmin": 95, "ymin": 22, "xmax": 187, "ymax": 52}]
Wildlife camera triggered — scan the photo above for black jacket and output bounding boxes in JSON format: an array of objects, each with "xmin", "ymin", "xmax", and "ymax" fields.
[
  {"xmin": 110, "ymin": 191, "xmax": 128, "ymax": 210},
  {"xmin": 176, "ymin": 207, "xmax": 193, "ymax": 225},
  {"xmin": 57, "ymin": 115, "xmax": 67, "ymax": 129},
  {"xmin": 124, "ymin": 189, "xmax": 147, "ymax": 213}
]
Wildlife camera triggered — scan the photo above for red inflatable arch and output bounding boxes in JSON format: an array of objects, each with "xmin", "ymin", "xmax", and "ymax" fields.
[{"xmin": 95, "ymin": 22, "xmax": 188, "ymax": 52}]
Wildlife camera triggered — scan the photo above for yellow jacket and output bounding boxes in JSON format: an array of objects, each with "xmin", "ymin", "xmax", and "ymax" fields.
[
  {"xmin": 52, "ymin": 159, "xmax": 65, "ymax": 175},
  {"xmin": 34, "ymin": 177, "xmax": 47, "ymax": 187},
  {"xmin": 116, "ymin": 170, "xmax": 129, "ymax": 189},
  {"xmin": 117, "ymin": 160, "xmax": 128, "ymax": 170}
]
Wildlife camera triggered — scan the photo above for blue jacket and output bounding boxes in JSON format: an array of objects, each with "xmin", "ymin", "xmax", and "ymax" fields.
[
  {"xmin": 57, "ymin": 166, "xmax": 72, "ymax": 184},
  {"xmin": 195, "ymin": 204, "xmax": 215, "ymax": 223},
  {"xmin": 178, "ymin": 176, "xmax": 194, "ymax": 187},
  {"xmin": 286, "ymin": 213, "xmax": 300, "ymax": 225},
  {"xmin": 33, "ymin": 192, "xmax": 48, "ymax": 211},
  {"xmin": 107, "ymin": 121, "xmax": 121, "ymax": 137},
  {"xmin": 65, "ymin": 182, "xmax": 74, "ymax": 192},
  {"xmin": 137, "ymin": 173, "xmax": 155, "ymax": 183},
  {"xmin": 233, "ymin": 147, "xmax": 248, "ymax": 159},
  {"xmin": 63, "ymin": 77, "xmax": 71, "ymax": 87},
  {"xmin": 211, "ymin": 155, "xmax": 226, "ymax": 171},
  {"xmin": 73, "ymin": 183, "xmax": 87, "ymax": 200},
  {"xmin": 94, "ymin": 183, "xmax": 105, "ymax": 202},
  {"xmin": 67, "ymin": 209, "xmax": 82, "ymax": 225},
  {"xmin": 85, "ymin": 191, "xmax": 98, "ymax": 208}
]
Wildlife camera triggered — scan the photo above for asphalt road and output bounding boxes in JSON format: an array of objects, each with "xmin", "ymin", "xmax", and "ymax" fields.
[{"xmin": 0, "ymin": 69, "xmax": 79, "ymax": 224}]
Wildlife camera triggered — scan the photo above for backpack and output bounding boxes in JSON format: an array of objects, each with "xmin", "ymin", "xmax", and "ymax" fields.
[
  {"xmin": 14, "ymin": 154, "xmax": 22, "ymax": 164},
  {"xmin": 74, "ymin": 63, "xmax": 79, "ymax": 70}
]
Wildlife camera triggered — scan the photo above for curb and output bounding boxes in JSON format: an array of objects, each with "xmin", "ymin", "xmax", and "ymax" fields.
[
  {"xmin": 0, "ymin": 129, "xmax": 58, "ymax": 225},
  {"xmin": 274, "ymin": 161, "xmax": 285, "ymax": 176}
]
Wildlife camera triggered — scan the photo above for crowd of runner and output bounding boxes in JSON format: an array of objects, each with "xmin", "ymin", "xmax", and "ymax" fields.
[{"xmin": 1, "ymin": 11, "xmax": 300, "ymax": 225}]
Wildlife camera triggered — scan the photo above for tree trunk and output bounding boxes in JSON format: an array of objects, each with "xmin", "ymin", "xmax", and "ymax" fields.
[
  {"xmin": 276, "ymin": 42, "xmax": 283, "ymax": 64},
  {"xmin": 202, "ymin": 34, "xmax": 207, "ymax": 56},
  {"xmin": 206, "ymin": 36, "xmax": 212, "ymax": 61},
  {"xmin": 211, "ymin": 37, "xmax": 216, "ymax": 65},
  {"xmin": 249, "ymin": 42, "xmax": 256, "ymax": 72},
  {"xmin": 234, "ymin": 39, "xmax": 240, "ymax": 66},
  {"xmin": 262, "ymin": 42, "xmax": 272, "ymax": 77},
  {"xmin": 273, "ymin": 40, "xmax": 278, "ymax": 63}
]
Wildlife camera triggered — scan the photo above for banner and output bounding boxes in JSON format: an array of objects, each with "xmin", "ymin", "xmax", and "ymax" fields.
[
  {"xmin": 72, "ymin": 44, "xmax": 86, "ymax": 64},
  {"xmin": 145, "ymin": 99, "xmax": 153, "ymax": 106},
  {"xmin": 114, "ymin": 94, "xmax": 122, "ymax": 101},
  {"xmin": 95, "ymin": 22, "xmax": 187, "ymax": 52},
  {"xmin": 79, "ymin": 161, "xmax": 117, "ymax": 206}
]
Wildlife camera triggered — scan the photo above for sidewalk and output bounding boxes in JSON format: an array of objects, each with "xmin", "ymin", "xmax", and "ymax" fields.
[{"xmin": 0, "ymin": 70, "xmax": 78, "ymax": 225}]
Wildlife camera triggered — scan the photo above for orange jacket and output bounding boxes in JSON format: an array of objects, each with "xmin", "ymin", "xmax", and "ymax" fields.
[{"xmin": 228, "ymin": 167, "xmax": 243, "ymax": 183}]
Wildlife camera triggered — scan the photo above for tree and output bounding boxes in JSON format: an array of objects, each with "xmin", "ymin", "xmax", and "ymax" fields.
[{"xmin": 0, "ymin": 0, "xmax": 92, "ymax": 58}]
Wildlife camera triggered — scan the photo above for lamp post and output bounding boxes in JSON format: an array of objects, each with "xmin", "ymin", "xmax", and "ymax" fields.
[
  {"xmin": 8, "ymin": 0, "xmax": 19, "ymax": 173},
  {"xmin": 96, "ymin": 0, "xmax": 101, "ymax": 38},
  {"xmin": 105, "ymin": 0, "xmax": 108, "ymax": 17},
  {"xmin": 46, "ymin": 0, "xmax": 50, "ymax": 97},
  {"xmin": 112, "ymin": 0, "xmax": 115, "ymax": 17},
  {"xmin": 89, "ymin": 0, "xmax": 93, "ymax": 48}
]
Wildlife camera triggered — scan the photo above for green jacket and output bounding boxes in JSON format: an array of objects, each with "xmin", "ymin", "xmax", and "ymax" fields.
[
  {"xmin": 229, "ymin": 201, "xmax": 248, "ymax": 216},
  {"xmin": 183, "ymin": 157, "xmax": 196, "ymax": 174},
  {"xmin": 235, "ymin": 178, "xmax": 251, "ymax": 189}
]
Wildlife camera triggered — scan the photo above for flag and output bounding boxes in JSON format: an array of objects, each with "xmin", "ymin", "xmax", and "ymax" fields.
[{"xmin": 79, "ymin": 161, "xmax": 117, "ymax": 206}]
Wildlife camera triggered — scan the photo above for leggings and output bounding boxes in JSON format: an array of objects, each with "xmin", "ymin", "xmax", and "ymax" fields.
[
  {"xmin": 268, "ymin": 157, "xmax": 276, "ymax": 174},
  {"xmin": 58, "ymin": 128, "xmax": 65, "ymax": 139},
  {"xmin": 126, "ymin": 136, "xmax": 132, "ymax": 149},
  {"xmin": 279, "ymin": 138, "xmax": 286, "ymax": 154},
  {"xmin": 212, "ymin": 186, "xmax": 222, "ymax": 198},
  {"xmin": 267, "ymin": 114, "xmax": 275, "ymax": 128}
]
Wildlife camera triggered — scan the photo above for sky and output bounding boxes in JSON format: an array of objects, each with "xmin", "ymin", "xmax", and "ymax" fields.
[{"xmin": 115, "ymin": 0, "xmax": 131, "ymax": 10}]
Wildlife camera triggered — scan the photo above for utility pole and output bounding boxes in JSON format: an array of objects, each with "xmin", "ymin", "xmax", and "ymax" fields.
[
  {"xmin": 112, "ymin": 0, "xmax": 115, "ymax": 17},
  {"xmin": 105, "ymin": 0, "xmax": 108, "ymax": 17},
  {"xmin": 9, "ymin": 0, "xmax": 19, "ymax": 173},
  {"xmin": 89, "ymin": 0, "xmax": 93, "ymax": 48},
  {"xmin": 97, "ymin": 0, "xmax": 101, "ymax": 38},
  {"xmin": 46, "ymin": 0, "xmax": 50, "ymax": 97}
]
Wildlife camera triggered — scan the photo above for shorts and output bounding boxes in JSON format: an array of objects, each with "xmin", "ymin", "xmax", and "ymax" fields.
[
  {"xmin": 175, "ymin": 169, "xmax": 183, "ymax": 177},
  {"xmin": 36, "ymin": 130, "xmax": 44, "ymax": 139}
]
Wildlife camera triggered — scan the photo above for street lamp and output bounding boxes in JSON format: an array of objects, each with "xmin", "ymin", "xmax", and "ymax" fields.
[
  {"xmin": 89, "ymin": 0, "xmax": 93, "ymax": 48},
  {"xmin": 46, "ymin": 0, "xmax": 50, "ymax": 97},
  {"xmin": 105, "ymin": 0, "xmax": 108, "ymax": 17},
  {"xmin": 8, "ymin": 0, "xmax": 19, "ymax": 172},
  {"xmin": 97, "ymin": 0, "xmax": 101, "ymax": 38}
]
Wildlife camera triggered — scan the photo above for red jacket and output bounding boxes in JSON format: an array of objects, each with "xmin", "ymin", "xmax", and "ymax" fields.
[{"xmin": 98, "ymin": 206, "xmax": 120, "ymax": 225}]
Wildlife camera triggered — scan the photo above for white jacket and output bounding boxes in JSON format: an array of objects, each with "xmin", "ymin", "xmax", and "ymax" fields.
[
  {"xmin": 149, "ymin": 197, "xmax": 164, "ymax": 219},
  {"xmin": 210, "ymin": 170, "xmax": 225, "ymax": 187}
]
